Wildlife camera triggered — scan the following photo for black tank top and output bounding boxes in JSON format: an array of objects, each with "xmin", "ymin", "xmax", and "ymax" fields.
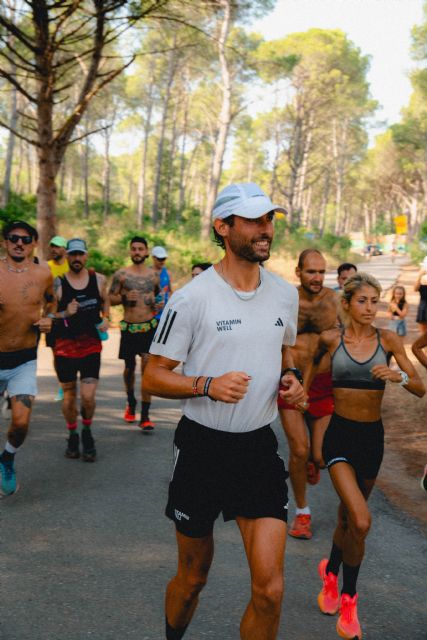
[
  {"xmin": 55, "ymin": 271, "xmax": 102, "ymax": 339},
  {"xmin": 419, "ymin": 284, "xmax": 427, "ymax": 302}
]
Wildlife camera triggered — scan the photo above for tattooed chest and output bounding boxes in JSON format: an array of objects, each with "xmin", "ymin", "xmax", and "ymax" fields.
[{"xmin": 123, "ymin": 276, "xmax": 155, "ymax": 294}]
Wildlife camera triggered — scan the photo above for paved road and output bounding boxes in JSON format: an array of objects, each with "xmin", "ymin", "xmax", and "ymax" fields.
[
  {"xmin": 1, "ymin": 256, "xmax": 425, "ymax": 640},
  {"xmin": 323, "ymin": 253, "xmax": 409, "ymax": 292}
]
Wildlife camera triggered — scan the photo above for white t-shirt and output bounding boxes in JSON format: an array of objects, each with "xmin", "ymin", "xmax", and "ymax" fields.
[{"xmin": 150, "ymin": 266, "xmax": 298, "ymax": 432}]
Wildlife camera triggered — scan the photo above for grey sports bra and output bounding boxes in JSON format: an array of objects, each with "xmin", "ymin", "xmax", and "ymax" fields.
[{"xmin": 332, "ymin": 329, "xmax": 391, "ymax": 390}]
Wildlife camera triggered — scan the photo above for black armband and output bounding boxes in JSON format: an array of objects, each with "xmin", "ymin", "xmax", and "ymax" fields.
[{"xmin": 281, "ymin": 367, "xmax": 303, "ymax": 385}]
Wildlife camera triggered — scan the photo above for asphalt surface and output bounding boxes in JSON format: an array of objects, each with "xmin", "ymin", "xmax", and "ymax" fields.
[{"xmin": 0, "ymin": 255, "xmax": 425, "ymax": 640}]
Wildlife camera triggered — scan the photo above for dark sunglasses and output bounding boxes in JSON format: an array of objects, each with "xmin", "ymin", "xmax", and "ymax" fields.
[
  {"xmin": 7, "ymin": 234, "xmax": 33, "ymax": 245},
  {"xmin": 156, "ymin": 257, "xmax": 166, "ymax": 262}
]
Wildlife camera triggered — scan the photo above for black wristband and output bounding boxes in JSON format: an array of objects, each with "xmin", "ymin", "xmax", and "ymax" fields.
[
  {"xmin": 281, "ymin": 367, "xmax": 303, "ymax": 385},
  {"xmin": 203, "ymin": 376, "xmax": 217, "ymax": 401}
]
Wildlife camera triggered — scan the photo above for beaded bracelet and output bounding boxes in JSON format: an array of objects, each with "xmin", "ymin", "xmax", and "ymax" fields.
[{"xmin": 192, "ymin": 376, "xmax": 202, "ymax": 397}]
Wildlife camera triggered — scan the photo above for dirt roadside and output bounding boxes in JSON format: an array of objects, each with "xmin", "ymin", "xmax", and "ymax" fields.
[{"xmin": 375, "ymin": 263, "xmax": 427, "ymax": 527}]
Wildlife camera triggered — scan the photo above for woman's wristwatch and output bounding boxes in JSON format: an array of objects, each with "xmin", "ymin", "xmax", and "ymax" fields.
[{"xmin": 397, "ymin": 370, "xmax": 409, "ymax": 386}]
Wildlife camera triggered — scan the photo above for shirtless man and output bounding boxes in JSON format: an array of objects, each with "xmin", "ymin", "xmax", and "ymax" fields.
[
  {"xmin": 109, "ymin": 236, "xmax": 160, "ymax": 431},
  {"xmin": 278, "ymin": 248, "xmax": 338, "ymax": 539},
  {"xmin": 0, "ymin": 220, "xmax": 54, "ymax": 495}
]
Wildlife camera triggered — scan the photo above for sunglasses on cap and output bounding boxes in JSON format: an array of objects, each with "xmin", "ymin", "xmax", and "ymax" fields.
[{"xmin": 7, "ymin": 234, "xmax": 33, "ymax": 245}]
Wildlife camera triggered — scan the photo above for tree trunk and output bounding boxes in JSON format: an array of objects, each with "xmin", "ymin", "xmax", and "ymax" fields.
[
  {"xmin": 136, "ymin": 77, "xmax": 154, "ymax": 228},
  {"xmin": 202, "ymin": 0, "xmax": 233, "ymax": 240},
  {"xmin": 178, "ymin": 89, "xmax": 189, "ymax": 218},
  {"xmin": 102, "ymin": 127, "xmax": 111, "ymax": 221},
  {"xmin": 152, "ymin": 38, "xmax": 177, "ymax": 226},
  {"xmin": 2, "ymin": 85, "xmax": 18, "ymax": 207},
  {"xmin": 83, "ymin": 135, "xmax": 90, "ymax": 218}
]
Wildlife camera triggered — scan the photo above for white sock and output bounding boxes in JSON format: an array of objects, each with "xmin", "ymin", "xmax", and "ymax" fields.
[
  {"xmin": 296, "ymin": 506, "xmax": 311, "ymax": 516},
  {"xmin": 5, "ymin": 441, "xmax": 18, "ymax": 454}
]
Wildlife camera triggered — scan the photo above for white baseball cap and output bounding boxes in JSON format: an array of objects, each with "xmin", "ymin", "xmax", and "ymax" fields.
[
  {"xmin": 212, "ymin": 183, "xmax": 287, "ymax": 220},
  {"xmin": 152, "ymin": 246, "xmax": 168, "ymax": 259}
]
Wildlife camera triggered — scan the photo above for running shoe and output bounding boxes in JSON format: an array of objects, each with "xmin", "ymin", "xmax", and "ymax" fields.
[
  {"xmin": 81, "ymin": 430, "xmax": 96, "ymax": 462},
  {"xmin": 307, "ymin": 461, "xmax": 320, "ymax": 485},
  {"xmin": 421, "ymin": 464, "xmax": 427, "ymax": 492},
  {"xmin": 54, "ymin": 387, "xmax": 64, "ymax": 402},
  {"xmin": 317, "ymin": 558, "xmax": 339, "ymax": 615},
  {"xmin": 65, "ymin": 431, "xmax": 80, "ymax": 459},
  {"xmin": 0, "ymin": 455, "xmax": 17, "ymax": 495},
  {"xmin": 139, "ymin": 418, "xmax": 155, "ymax": 432},
  {"xmin": 123, "ymin": 405, "xmax": 136, "ymax": 423},
  {"xmin": 288, "ymin": 514, "xmax": 312, "ymax": 539},
  {"xmin": 336, "ymin": 593, "xmax": 362, "ymax": 639}
]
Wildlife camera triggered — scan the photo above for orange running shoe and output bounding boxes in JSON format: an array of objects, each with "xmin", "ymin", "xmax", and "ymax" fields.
[
  {"xmin": 123, "ymin": 405, "xmax": 136, "ymax": 423},
  {"xmin": 317, "ymin": 558, "xmax": 339, "ymax": 615},
  {"xmin": 307, "ymin": 461, "xmax": 320, "ymax": 485},
  {"xmin": 336, "ymin": 593, "xmax": 362, "ymax": 639},
  {"xmin": 288, "ymin": 514, "xmax": 312, "ymax": 539},
  {"xmin": 139, "ymin": 418, "xmax": 155, "ymax": 432}
]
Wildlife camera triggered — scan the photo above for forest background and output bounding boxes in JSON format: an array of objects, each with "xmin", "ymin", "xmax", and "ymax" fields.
[{"xmin": 1, "ymin": 0, "xmax": 427, "ymax": 282}]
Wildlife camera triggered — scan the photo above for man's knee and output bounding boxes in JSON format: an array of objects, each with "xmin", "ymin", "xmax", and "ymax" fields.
[
  {"xmin": 251, "ymin": 575, "xmax": 284, "ymax": 614},
  {"xmin": 174, "ymin": 570, "xmax": 208, "ymax": 605}
]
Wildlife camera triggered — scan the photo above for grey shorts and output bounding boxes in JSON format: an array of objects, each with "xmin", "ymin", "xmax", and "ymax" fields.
[{"xmin": 0, "ymin": 359, "xmax": 37, "ymax": 398}]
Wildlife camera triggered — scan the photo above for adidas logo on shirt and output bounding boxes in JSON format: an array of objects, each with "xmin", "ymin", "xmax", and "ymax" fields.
[{"xmin": 275, "ymin": 317, "xmax": 284, "ymax": 326}]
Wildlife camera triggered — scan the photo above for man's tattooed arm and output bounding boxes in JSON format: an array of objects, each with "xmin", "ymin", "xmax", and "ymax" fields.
[{"xmin": 109, "ymin": 270, "xmax": 124, "ymax": 306}]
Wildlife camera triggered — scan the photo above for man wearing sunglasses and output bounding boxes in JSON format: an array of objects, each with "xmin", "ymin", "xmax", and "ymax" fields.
[{"xmin": 0, "ymin": 220, "xmax": 55, "ymax": 495}]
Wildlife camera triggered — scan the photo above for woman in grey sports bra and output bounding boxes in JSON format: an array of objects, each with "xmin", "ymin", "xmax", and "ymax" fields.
[{"xmin": 313, "ymin": 272, "xmax": 425, "ymax": 640}]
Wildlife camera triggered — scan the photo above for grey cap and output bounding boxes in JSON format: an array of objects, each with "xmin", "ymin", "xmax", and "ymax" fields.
[{"xmin": 66, "ymin": 238, "xmax": 88, "ymax": 253}]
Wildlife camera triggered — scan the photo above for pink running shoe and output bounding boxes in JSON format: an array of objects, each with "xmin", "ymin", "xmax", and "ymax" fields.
[
  {"xmin": 317, "ymin": 558, "xmax": 339, "ymax": 615},
  {"xmin": 288, "ymin": 514, "xmax": 312, "ymax": 539},
  {"xmin": 336, "ymin": 593, "xmax": 362, "ymax": 639}
]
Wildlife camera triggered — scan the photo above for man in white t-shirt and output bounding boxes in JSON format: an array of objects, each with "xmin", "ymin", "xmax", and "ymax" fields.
[{"xmin": 143, "ymin": 182, "xmax": 306, "ymax": 640}]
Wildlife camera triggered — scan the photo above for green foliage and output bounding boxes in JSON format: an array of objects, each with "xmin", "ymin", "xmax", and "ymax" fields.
[
  {"xmin": 86, "ymin": 249, "xmax": 122, "ymax": 277},
  {"xmin": 0, "ymin": 192, "xmax": 37, "ymax": 228}
]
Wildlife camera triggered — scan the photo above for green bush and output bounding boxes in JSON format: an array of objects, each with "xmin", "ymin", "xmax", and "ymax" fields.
[{"xmin": 87, "ymin": 249, "xmax": 122, "ymax": 277}]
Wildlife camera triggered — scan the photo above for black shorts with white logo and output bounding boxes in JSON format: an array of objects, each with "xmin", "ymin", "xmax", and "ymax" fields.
[
  {"xmin": 166, "ymin": 415, "xmax": 289, "ymax": 538},
  {"xmin": 323, "ymin": 412, "xmax": 384, "ymax": 481}
]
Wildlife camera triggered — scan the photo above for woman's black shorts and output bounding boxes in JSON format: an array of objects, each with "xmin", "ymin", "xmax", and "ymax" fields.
[
  {"xmin": 416, "ymin": 300, "xmax": 427, "ymax": 323},
  {"xmin": 166, "ymin": 416, "xmax": 289, "ymax": 538},
  {"xmin": 323, "ymin": 412, "xmax": 384, "ymax": 480}
]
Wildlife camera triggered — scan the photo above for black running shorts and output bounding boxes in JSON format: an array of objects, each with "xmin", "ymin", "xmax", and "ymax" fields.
[
  {"xmin": 55, "ymin": 352, "xmax": 101, "ymax": 383},
  {"xmin": 119, "ymin": 326, "xmax": 156, "ymax": 362},
  {"xmin": 166, "ymin": 416, "xmax": 289, "ymax": 538},
  {"xmin": 322, "ymin": 412, "xmax": 384, "ymax": 480}
]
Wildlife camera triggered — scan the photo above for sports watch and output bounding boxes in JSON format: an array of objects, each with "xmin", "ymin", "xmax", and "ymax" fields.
[
  {"xmin": 280, "ymin": 367, "xmax": 304, "ymax": 385},
  {"xmin": 398, "ymin": 370, "xmax": 409, "ymax": 386}
]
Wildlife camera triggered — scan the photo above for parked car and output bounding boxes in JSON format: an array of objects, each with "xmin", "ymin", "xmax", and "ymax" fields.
[{"xmin": 365, "ymin": 244, "xmax": 383, "ymax": 256}]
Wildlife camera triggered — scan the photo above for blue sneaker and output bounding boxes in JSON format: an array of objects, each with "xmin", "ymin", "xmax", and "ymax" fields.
[
  {"xmin": 0, "ymin": 456, "xmax": 17, "ymax": 495},
  {"xmin": 54, "ymin": 387, "xmax": 64, "ymax": 402}
]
